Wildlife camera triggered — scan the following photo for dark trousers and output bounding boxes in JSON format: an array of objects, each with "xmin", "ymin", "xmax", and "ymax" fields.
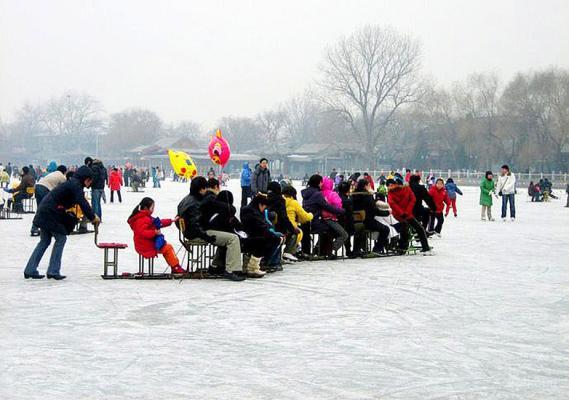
[
  {"xmin": 399, "ymin": 218, "xmax": 430, "ymax": 252},
  {"xmin": 31, "ymin": 185, "xmax": 50, "ymax": 233},
  {"xmin": 428, "ymin": 212, "xmax": 444, "ymax": 233},
  {"xmin": 300, "ymin": 220, "xmax": 330, "ymax": 255},
  {"xmin": 241, "ymin": 186, "xmax": 252, "ymax": 208},
  {"xmin": 354, "ymin": 220, "xmax": 390, "ymax": 253},
  {"xmin": 416, "ymin": 207, "xmax": 431, "ymax": 230},
  {"xmin": 501, "ymin": 194, "xmax": 516, "ymax": 218},
  {"xmin": 242, "ymin": 236, "xmax": 281, "ymax": 260},
  {"xmin": 110, "ymin": 190, "xmax": 122, "ymax": 203}
]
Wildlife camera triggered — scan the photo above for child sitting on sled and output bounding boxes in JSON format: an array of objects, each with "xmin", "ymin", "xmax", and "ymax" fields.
[{"xmin": 128, "ymin": 197, "xmax": 186, "ymax": 275}]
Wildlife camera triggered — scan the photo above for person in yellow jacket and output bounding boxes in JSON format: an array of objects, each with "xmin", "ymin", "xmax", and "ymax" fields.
[{"xmin": 282, "ymin": 185, "xmax": 313, "ymax": 261}]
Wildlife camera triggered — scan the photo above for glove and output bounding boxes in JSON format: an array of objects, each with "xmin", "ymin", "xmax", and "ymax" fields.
[
  {"xmin": 92, "ymin": 216, "xmax": 101, "ymax": 226},
  {"xmin": 205, "ymin": 234, "xmax": 217, "ymax": 244},
  {"xmin": 3, "ymin": 188, "xmax": 11, "ymax": 193},
  {"xmin": 269, "ymin": 228, "xmax": 284, "ymax": 238}
]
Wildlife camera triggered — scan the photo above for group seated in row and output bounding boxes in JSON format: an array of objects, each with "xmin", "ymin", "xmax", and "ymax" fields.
[{"xmin": 132, "ymin": 174, "xmax": 437, "ymax": 282}]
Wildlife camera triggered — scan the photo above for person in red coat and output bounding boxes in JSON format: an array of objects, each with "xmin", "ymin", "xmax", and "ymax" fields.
[
  {"xmin": 127, "ymin": 197, "xmax": 186, "ymax": 275},
  {"xmin": 387, "ymin": 177, "xmax": 431, "ymax": 254},
  {"xmin": 108, "ymin": 167, "xmax": 123, "ymax": 203},
  {"xmin": 428, "ymin": 178, "xmax": 450, "ymax": 235},
  {"xmin": 363, "ymin": 172, "xmax": 375, "ymax": 191}
]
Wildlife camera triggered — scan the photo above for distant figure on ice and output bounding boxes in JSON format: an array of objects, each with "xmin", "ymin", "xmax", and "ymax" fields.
[
  {"xmin": 0, "ymin": 165, "xmax": 9, "ymax": 188},
  {"xmin": 85, "ymin": 157, "xmax": 107, "ymax": 221},
  {"xmin": 23, "ymin": 166, "xmax": 100, "ymax": 280},
  {"xmin": 480, "ymin": 171, "xmax": 495, "ymax": 221},
  {"xmin": 109, "ymin": 167, "xmax": 123, "ymax": 203},
  {"xmin": 444, "ymin": 178, "xmax": 463, "ymax": 217},
  {"xmin": 565, "ymin": 183, "xmax": 569, "ymax": 207},
  {"xmin": 496, "ymin": 164, "xmax": 516, "ymax": 221},
  {"xmin": 240, "ymin": 162, "xmax": 253, "ymax": 207},
  {"xmin": 428, "ymin": 178, "xmax": 450, "ymax": 236},
  {"xmin": 251, "ymin": 158, "xmax": 270, "ymax": 195},
  {"xmin": 329, "ymin": 168, "xmax": 337, "ymax": 180},
  {"xmin": 151, "ymin": 166, "xmax": 161, "ymax": 188}
]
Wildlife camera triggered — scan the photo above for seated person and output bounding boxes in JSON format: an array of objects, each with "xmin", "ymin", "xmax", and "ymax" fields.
[
  {"xmin": 337, "ymin": 181, "xmax": 356, "ymax": 257},
  {"xmin": 266, "ymin": 181, "xmax": 295, "ymax": 266},
  {"xmin": 300, "ymin": 174, "xmax": 345, "ymax": 256},
  {"xmin": 127, "ymin": 197, "xmax": 186, "ymax": 275},
  {"xmin": 321, "ymin": 177, "xmax": 349, "ymax": 255},
  {"xmin": 177, "ymin": 176, "xmax": 244, "ymax": 281},
  {"xmin": 240, "ymin": 194, "xmax": 283, "ymax": 276},
  {"xmin": 130, "ymin": 170, "xmax": 143, "ymax": 192},
  {"xmin": 4, "ymin": 166, "xmax": 35, "ymax": 212},
  {"xmin": 387, "ymin": 177, "xmax": 431, "ymax": 255},
  {"xmin": 374, "ymin": 200, "xmax": 402, "ymax": 244},
  {"xmin": 351, "ymin": 179, "xmax": 390, "ymax": 254},
  {"xmin": 409, "ymin": 174, "xmax": 436, "ymax": 231},
  {"xmin": 282, "ymin": 185, "xmax": 313, "ymax": 261}
]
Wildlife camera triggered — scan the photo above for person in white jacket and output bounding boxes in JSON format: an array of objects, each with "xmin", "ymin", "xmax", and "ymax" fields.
[{"xmin": 496, "ymin": 164, "xmax": 516, "ymax": 221}]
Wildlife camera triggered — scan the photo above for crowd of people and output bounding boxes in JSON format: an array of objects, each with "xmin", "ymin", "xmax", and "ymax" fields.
[{"xmin": 2, "ymin": 156, "xmax": 568, "ymax": 282}]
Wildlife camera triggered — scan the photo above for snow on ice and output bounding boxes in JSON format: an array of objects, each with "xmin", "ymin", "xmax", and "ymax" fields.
[{"xmin": 1, "ymin": 180, "xmax": 568, "ymax": 399}]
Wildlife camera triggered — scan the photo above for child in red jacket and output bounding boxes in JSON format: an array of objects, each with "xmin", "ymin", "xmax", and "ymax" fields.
[
  {"xmin": 127, "ymin": 197, "xmax": 186, "ymax": 275},
  {"xmin": 428, "ymin": 178, "xmax": 450, "ymax": 236}
]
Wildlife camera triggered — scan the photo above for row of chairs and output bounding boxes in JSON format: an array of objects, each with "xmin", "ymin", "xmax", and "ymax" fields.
[{"xmin": 95, "ymin": 216, "xmax": 421, "ymax": 280}]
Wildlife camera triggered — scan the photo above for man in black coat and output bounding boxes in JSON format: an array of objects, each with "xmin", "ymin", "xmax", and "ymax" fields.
[
  {"xmin": 409, "ymin": 174, "xmax": 436, "ymax": 230},
  {"xmin": 177, "ymin": 176, "xmax": 244, "ymax": 281},
  {"xmin": 23, "ymin": 166, "xmax": 100, "ymax": 280}
]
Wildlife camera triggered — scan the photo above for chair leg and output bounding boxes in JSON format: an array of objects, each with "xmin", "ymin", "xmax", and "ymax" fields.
[
  {"xmin": 103, "ymin": 249, "xmax": 109, "ymax": 277},
  {"xmin": 113, "ymin": 248, "xmax": 119, "ymax": 277}
]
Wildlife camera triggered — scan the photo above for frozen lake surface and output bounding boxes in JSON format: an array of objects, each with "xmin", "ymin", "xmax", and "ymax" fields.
[{"xmin": 1, "ymin": 179, "xmax": 568, "ymax": 399}]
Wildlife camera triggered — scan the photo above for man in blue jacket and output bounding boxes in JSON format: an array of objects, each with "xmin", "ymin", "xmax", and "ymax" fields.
[{"xmin": 240, "ymin": 162, "xmax": 253, "ymax": 208}]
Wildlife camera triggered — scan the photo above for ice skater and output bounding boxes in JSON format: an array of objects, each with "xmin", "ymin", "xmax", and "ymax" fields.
[
  {"xmin": 444, "ymin": 178, "xmax": 463, "ymax": 217},
  {"xmin": 428, "ymin": 178, "xmax": 450, "ymax": 236}
]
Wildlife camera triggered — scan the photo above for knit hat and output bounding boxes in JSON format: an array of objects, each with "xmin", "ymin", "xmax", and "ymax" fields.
[{"xmin": 74, "ymin": 165, "xmax": 94, "ymax": 185}]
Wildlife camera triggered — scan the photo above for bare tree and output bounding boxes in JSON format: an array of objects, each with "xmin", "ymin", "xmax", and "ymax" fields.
[
  {"xmin": 163, "ymin": 120, "xmax": 202, "ymax": 139},
  {"xmin": 318, "ymin": 25, "xmax": 423, "ymax": 167},
  {"xmin": 256, "ymin": 109, "xmax": 289, "ymax": 154},
  {"xmin": 43, "ymin": 92, "xmax": 103, "ymax": 137},
  {"xmin": 217, "ymin": 116, "xmax": 263, "ymax": 153},
  {"xmin": 105, "ymin": 108, "xmax": 163, "ymax": 154},
  {"xmin": 454, "ymin": 73, "xmax": 507, "ymax": 168}
]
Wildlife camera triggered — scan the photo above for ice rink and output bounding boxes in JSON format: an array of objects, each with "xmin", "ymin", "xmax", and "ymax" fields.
[{"xmin": 1, "ymin": 179, "xmax": 568, "ymax": 399}]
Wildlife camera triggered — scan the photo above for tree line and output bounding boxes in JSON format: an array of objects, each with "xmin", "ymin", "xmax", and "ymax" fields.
[{"xmin": 1, "ymin": 25, "xmax": 568, "ymax": 171}]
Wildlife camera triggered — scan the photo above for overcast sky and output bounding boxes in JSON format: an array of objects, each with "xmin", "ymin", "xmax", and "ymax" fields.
[{"xmin": 1, "ymin": 0, "xmax": 568, "ymax": 127}]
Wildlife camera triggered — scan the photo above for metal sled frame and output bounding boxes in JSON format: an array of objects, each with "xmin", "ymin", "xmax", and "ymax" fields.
[{"xmin": 177, "ymin": 219, "xmax": 220, "ymax": 278}]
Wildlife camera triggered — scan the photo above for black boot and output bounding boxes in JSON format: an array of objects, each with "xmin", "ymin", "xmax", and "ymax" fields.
[
  {"xmin": 223, "ymin": 271, "xmax": 246, "ymax": 281},
  {"xmin": 24, "ymin": 272, "xmax": 45, "ymax": 279},
  {"xmin": 47, "ymin": 274, "xmax": 66, "ymax": 280}
]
